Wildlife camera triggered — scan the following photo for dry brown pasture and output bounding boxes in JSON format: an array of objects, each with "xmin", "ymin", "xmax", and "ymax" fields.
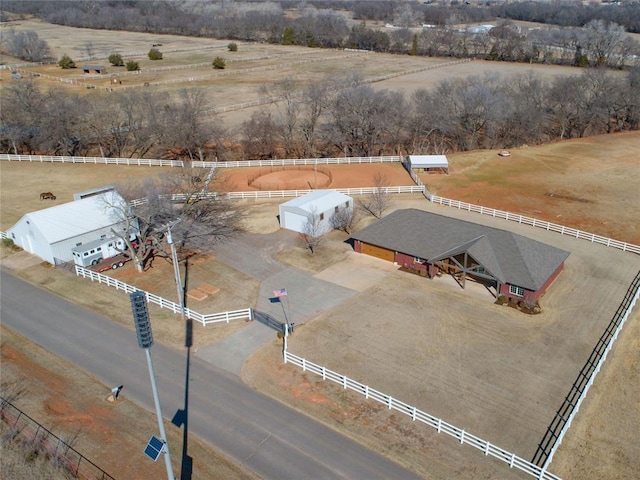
[{"xmin": 0, "ymin": 18, "xmax": 600, "ymax": 132}]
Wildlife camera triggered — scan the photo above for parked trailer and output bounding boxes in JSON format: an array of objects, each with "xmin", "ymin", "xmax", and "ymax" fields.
[
  {"xmin": 71, "ymin": 236, "xmax": 134, "ymax": 268},
  {"xmin": 89, "ymin": 252, "xmax": 132, "ymax": 272}
]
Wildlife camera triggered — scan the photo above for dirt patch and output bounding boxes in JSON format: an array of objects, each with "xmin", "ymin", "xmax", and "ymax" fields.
[
  {"xmin": 249, "ymin": 166, "xmax": 332, "ymax": 190},
  {"xmin": 219, "ymin": 162, "xmax": 413, "ymax": 192}
]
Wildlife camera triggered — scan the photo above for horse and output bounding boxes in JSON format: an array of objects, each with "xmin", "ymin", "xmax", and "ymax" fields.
[{"xmin": 40, "ymin": 192, "xmax": 56, "ymax": 200}]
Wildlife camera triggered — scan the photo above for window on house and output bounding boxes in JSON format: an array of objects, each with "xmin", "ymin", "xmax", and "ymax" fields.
[
  {"xmin": 413, "ymin": 257, "xmax": 422, "ymax": 263},
  {"xmin": 509, "ymin": 285, "xmax": 525, "ymax": 296}
]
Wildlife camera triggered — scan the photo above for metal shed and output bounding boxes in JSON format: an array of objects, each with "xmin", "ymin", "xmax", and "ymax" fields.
[
  {"xmin": 279, "ymin": 190, "xmax": 353, "ymax": 235},
  {"xmin": 408, "ymin": 155, "xmax": 449, "ymax": 174},
  {"xmin": 82, "ymin": 65, "xmax": 106, "ymax": 74}
]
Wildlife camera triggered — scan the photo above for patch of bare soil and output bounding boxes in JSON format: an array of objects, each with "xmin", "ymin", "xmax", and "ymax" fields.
[
  {"xmin": 1, "ymin": 327, "xmax": 258, "ymax": 480},
  {"xmin": 218, "ymin": 162, "xmax": 413, "ymax": 191}
]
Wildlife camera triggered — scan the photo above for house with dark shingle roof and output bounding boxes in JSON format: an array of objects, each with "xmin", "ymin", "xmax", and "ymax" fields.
[{"xmin": 350, "ymin": 209, "xmax": 570, "ymax": 304}]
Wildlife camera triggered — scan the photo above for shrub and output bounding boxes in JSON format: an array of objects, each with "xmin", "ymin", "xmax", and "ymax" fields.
[
  {"xmin": 148, "ymin": 48, "xmax": 163, "ymax": 60},
  {"xmin": 108, "ymin": 53, "xmax": 124, "ymax": 66},
  {"xmin": 58, "ymin": 54, "xmax": 76, "ymax": 69},
  {"xmin": 212, "ymin": 56, "xmax": 226, "ymax": 69},
  {"xmin": 125, "ymin": 60, "xmax": 140, "ymax": 71},
  {"xmin": 227, "ymin": 42, "xmax": 238, "ymax": 52}
]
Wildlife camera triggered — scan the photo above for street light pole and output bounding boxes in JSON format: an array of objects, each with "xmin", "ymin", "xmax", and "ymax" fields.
[
  {"xmin": 130, "ymin": 291, "xmax": 175, "ymax": 480},
  {"xmin": 145, "ymin": 347, "xmax": 174, "ymax": 480}
]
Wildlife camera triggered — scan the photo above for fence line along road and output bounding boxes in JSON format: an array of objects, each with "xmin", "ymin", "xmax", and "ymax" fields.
[
  {"xmin": 74, "ymin": 265, "xmax": 252, "ymax": 326},
  {"xmin": 283, "ymin": 350, "xmax": 562, "ymax": 480},
  {"xmin": 0, "ymin": 397, "xmax": 115, "ymax": 480}
]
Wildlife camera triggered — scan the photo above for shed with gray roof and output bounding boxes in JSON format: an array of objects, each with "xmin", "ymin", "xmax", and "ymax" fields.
[
  {"xmin": 350, "ymin": 209, "xmax": 569, "ymax": 303},
  {"xmin": 82, "ymin": 65, "xmax": 106, "ymax": 74}
]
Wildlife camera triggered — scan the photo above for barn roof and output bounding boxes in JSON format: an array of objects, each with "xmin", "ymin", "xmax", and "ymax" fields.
[
  {"xmin": 10, "ymin": 191, "xmax": 126, "ymax": 244},
  {"xmin": 408, "ymin": 155, "xmax": 448, "ymax": 169},
  {"xmin": 350, "ymin": 209, "xmax": 569, "ymax": 291},
  {"xmin": 281, "ymin": 190, "xmax": 352, "ymax": 214}
]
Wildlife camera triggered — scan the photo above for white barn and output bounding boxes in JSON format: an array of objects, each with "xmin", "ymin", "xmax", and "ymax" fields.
[
  {"xmin": 279, "ymin": 190, "xmax": 353, "ymax": 235},
  {"xmin": 7, "ymin": 191, "xmax": 131, "ymax": 265},
  {"xmin": 408, "ymin": 155, "xmax": 449, "ymax": 174}
]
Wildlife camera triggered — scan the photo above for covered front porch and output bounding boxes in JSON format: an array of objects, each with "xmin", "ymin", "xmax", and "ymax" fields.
[{"xmin": 429, "ymin": 252, "xmax": 501, "ymax": 298}]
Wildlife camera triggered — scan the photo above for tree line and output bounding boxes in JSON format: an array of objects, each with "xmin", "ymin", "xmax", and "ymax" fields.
[
  {"xmin": 2, "ymin": 68, "xmax": 638, "ymax": 160},
  {"xmin": 2, "ymin": 1, "xmax": 638, "ymax": 69}
]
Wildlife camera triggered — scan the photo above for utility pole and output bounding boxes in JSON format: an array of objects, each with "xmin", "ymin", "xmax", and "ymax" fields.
[{"xmin": 164, "ymin": 219, "xmax": 184, "ymax": 314}]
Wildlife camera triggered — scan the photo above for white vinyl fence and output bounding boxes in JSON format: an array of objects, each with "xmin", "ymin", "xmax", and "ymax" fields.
[
  {"xmin": 74, "ymin": 265, "xmax": 252, "ymax": 326},
  {"xmin": 128, "ymin": 186, "xmax": 423, "ymax": 207},
  {"xmin": 0, "ymin": 154, "xmax": 400, "ymax": 167},
  {"xmin": 283, "ymin": 350, "xmax": 562, "ymax": 480},
  {"xmin": 2, "ymin": 153, "xmax": 638, "ymax": 255},
  {"xmin": 429, "ymin": 195, "xmax": 640, "ymax": 255}
]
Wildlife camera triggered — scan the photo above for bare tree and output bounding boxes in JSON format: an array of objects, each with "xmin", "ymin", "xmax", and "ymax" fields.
[
  {"xmin": 158, "ymin": 88, "xmax": 218, "ymax": 161},
  {"xmin": 83, "ymin": 41, "xmax": 96, "ymax": 59},
  {"xmin": 299, "ymin": 81, "xmax": 330, "ymax": 157},
  {"xmin": 108, "ymin": 166, "xmax": 241, "ymax": 272},
  {"xmin": 242, "ymin": 110, "xmax": 279, "ymax": 159},
  {"xmin": 0, "ymin": 79, "xmax": 46, "ymax": 154},
  {"xmin": 358, "ymin": 173, "xmax": 392, "ymax": 219},
  {"xmin": 581, "ymin": 20, "xmax": 627, "ymax": 67},
  {"xmin": 262, "ymin": 78, "xmax": 302, "ymax": 157},
  {"xmin": 2, "ymin": 28, "xmax": 51, "ymax": 61},
  {"xmin": 330, "ymin": 204, "xmax": 357, "ymax": 234},
  {"xmin": 299, "ymin": 207, "xmax": 325, "ymax": 254}
]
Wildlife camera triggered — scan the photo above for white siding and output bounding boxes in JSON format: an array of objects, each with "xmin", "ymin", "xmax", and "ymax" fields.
[{"xmin": 279, "ymin": 190, "xmax": 353, "ymax": 234}]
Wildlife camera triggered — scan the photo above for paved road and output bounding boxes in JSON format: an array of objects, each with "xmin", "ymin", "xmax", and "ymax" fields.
[{"xmin": 1, "ymin": 269, "xmax": 423, "ymax": 480}]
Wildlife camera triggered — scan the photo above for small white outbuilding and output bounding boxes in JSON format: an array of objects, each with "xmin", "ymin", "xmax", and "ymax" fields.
[
  {"xmin": 407, "ymin": 155, "xmax": 449, "ymax": 174},
  {"xmin": 7, "ymin": 191, "xmax": 131, "ymax": 265},
  {"xmin": 279, "ymin": 190, "xmax": 353, "ymax": 235}
]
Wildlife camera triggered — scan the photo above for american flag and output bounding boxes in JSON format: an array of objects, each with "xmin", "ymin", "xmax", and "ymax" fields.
[{"xmin": 273, "ymin": 288, "xmax": 287, "ymax": 298}]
